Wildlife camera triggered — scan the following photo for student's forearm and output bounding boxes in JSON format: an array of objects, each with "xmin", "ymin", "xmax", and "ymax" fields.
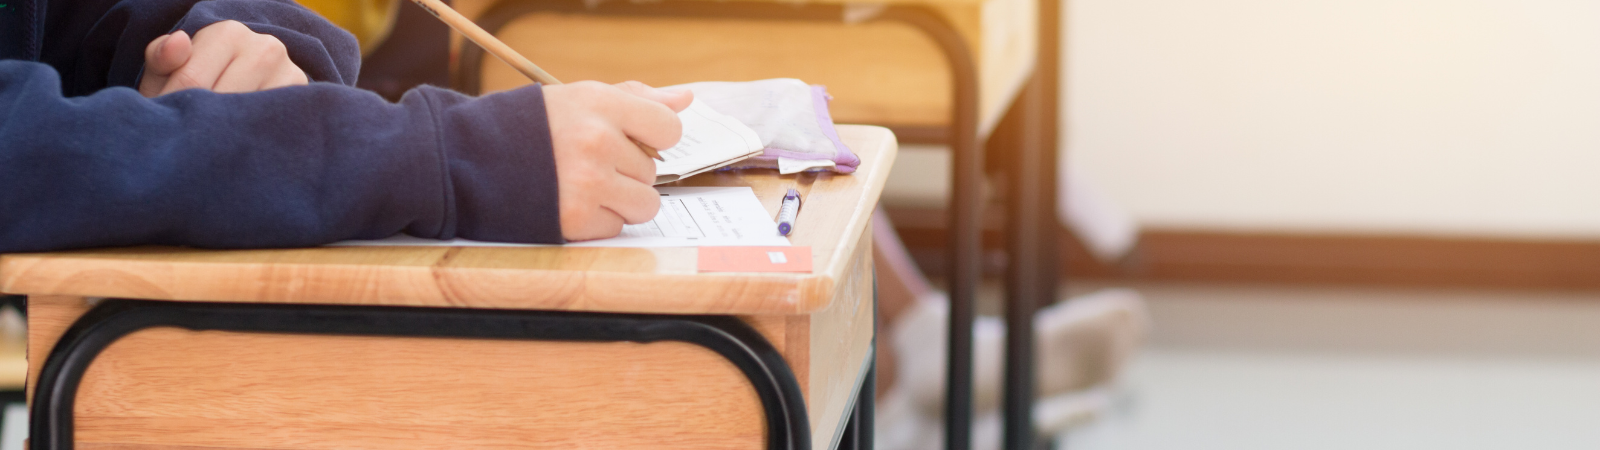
[{"xmin": 0, "ymin": 62, "xmax": 560, "ymax": 254}]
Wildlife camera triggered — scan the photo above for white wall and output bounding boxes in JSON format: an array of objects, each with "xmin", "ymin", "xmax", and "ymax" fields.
[{"xmin": 1065, "ymin": 0, "xmax": 1600, "ymax": 239}]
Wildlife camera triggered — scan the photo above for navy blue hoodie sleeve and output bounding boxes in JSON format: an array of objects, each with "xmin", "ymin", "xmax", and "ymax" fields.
[
  {"xmin": 0, "ymin": 61, "xmax": 563, "ymax": 253},
  {"xmin": 42, "ymin": 0, "xmax": 360, "ymax": 97}
]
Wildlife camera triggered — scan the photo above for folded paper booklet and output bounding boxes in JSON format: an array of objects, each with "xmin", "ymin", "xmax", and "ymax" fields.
[{"xmin": 654, "ymin": 99, "xmax": 765, "ymax": 185}]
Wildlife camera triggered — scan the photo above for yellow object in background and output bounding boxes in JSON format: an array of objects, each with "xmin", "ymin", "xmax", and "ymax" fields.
[{"xmin": 295, "ymin": 0, "xmax": 401, "ymax": 55}]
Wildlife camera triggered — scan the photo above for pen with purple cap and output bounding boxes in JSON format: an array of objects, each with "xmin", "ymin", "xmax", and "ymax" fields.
[{"xmin": 777, "ymin": 189, "xmax": 801, "ymax": 236}]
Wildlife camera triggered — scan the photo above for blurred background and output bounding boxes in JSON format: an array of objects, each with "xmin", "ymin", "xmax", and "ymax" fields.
[
  {"xmin": 1045, "ymin": 0, "xmax": 1600, "ymax": 448},
  {"xmin": 891, "ymin": 0, "xmax": 1600, "ymax": 447},
  {"xmin": 9, "ymin": 0, "xmax": 1600, "ymax": 448}
]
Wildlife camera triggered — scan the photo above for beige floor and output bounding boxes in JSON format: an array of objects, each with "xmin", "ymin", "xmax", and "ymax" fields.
[{"xmin": 1055, "ymin": 282, "xmax": 1600, "ymax": 450}]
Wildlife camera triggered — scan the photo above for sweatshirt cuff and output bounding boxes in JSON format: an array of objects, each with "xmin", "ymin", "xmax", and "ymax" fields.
[{"xmin": 428, "ymin": 84, "xmax": 564, "ymax": 244}]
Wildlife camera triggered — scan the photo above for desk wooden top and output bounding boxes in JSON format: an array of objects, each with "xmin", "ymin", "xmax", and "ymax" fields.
[{"xmin": 0, "ymin": 125, "xmax": 896, "ymax": 316}]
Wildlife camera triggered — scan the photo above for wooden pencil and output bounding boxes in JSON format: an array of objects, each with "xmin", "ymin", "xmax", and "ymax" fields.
[{"xmin": 407, "ymin": 0, "xmax": 666, "ymax": 161}]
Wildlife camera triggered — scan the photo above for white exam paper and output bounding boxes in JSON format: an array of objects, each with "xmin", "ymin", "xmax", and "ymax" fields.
[{"xmin": 332, "ymin": 187, "xmax": 789, "ymax": 248}]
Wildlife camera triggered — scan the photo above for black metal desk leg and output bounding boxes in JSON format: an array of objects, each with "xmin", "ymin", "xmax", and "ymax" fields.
[
  {"xmin": 837, "ymin": 344, "xmax": 876, "ymax": 450},
  {"xmin": 840, "ymin": 267, "xmax": 880, "ymax": 450},
  {"xmin": 859, "ymin": 355, "xmax": 876, "ymax": 449}
]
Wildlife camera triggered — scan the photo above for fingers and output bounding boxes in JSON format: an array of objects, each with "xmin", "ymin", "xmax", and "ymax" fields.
[
  {"xmin": 657, "ymin": 89, "xmax": 694, "ymax": 113},
  {"xmin": 575, "ymin": 114, "xmax": 655, "ymax": 184},
  {"xmin": 565, "ymin": 119, "xmax": 655, "ymax": 184},
  {"xmin": 564, "ymin": 176, "xmax": 659, "ymax": 241},
  {"xmin": 155, "ymin": 21, "xmax": 309, "ymax": 96},
  {"xmin": 546, "ymin": 81, "xmax": 677, "ymax": 240},
  {"xmin": 614, "ymin": 80, "xmax": 695, "ymax": 112},
  {"xmin": 142, "ymin": 34, "xmax": 169, "ymax": 70},
  {"xmin": 143, "ymin": 31, "xmax": 191, "ymax": 75},
  {"xmin": 553, "ymin": 139, "xmax": 660, "ymax": 240},
  {"xmin": 590, "ymin": 81, "xmax": 684, "ymax": 150},
  {"xmin": 139, "ymin": 31, "xmax": 191, "ymax": 98},
  {"xmin": 600, "ymin": 173, "xmax": 662, "ymax": 224},
  {"xmin": 211, "ymin": 36, "xmax": 296, "ymax": 93},
  {"xmin": 210, "ymin": 63, "xmax": 259, "ymax": 93},
  {"xmin": 159, "ymin": 24, "xmax": 242, "ymax": 95},
  {"xmin": 614, "ymin": 139, "xmax": 657, "ymax": 185},
  {"xmin": 563, "ymin": 207, "xmax": 625, "ymax": 242},
  {"xmin": 138, "ymin": 36, "xmax": 170, "ymax": 98}
]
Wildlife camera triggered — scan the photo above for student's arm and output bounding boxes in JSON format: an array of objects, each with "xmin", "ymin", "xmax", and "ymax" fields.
[
  {"xmin": 0, "ymin": 62, "xmax": 677, "ymax": 253},
  {"xmin": 41, "ymin": 0, "xmax": 359, "ymax": 97}
]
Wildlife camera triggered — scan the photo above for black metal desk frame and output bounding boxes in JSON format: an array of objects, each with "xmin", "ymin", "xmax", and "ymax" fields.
[{"xmin": 30, "ymin": 296, "xmax": 881, "ymax": 450}]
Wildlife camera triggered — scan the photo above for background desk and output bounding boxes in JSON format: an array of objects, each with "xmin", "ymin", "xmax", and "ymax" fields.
[{"xmin": 0, "ymin": 125, "xmax": 897, "ymax": 450}]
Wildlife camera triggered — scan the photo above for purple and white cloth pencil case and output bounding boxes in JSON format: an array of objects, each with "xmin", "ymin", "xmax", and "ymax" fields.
[{"xmin": 669, "ymin": 78, "xmax": 860, "ymax": 174}]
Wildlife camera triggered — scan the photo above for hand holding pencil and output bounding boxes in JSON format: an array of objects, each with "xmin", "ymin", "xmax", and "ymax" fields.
[
  {"xmin": 408, "ymin": 0, "xmax": 672, "ymax": 161},
  {"xmin": 406, "ymin": 0, "xmax": 692, "ymax": 241}
]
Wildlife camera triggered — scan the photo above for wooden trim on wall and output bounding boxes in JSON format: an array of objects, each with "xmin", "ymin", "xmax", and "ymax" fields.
[
  {"xmin": 1129, "ymin": 231, "xmax": 1600, "ymax": 290},
  {"xmin": 886, "ymin": 207, "xmax": 1600, "ymax": 291}
]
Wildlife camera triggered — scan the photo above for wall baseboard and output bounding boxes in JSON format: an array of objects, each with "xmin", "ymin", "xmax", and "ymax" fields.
[{"xmin": 887, "ymin": 208, "xmax": 1600, "ymax": 291}]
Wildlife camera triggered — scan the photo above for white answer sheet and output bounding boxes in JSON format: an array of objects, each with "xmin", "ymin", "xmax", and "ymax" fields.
[{"xmin": 333, "ymin": 187, "xmax": 790, "ymax": 248}]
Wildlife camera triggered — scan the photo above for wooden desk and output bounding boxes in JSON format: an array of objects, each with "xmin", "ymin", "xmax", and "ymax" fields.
[
  {"xmin": 444, "ymin": 1, "xmax": 1060, "ymax": 447},
  {"xmin": 1, "ymin": 125, "xmax": 896, "ymax": 450}
]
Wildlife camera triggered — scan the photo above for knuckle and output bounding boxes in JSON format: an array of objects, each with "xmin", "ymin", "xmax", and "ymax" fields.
[
  {"xmin": 573, "ymin": 81, "xmax": 610, "ymax": 98},
  {"xmin": 571, "ymin": 123, "xmax": 611, "ymax": 151},
  {"xmin": 262, "ymin": 36, "xmax": 288, "ymax": 55},
  {"xmin": 571, "ymin": 135, "xmax": 603, "ymax": 154},
  {"xmin": 247, "ymin": 37, "xmax": 273, "ymax": 54},
  {"xmin": 196, "ymin": 20, "xmax": 244, "ymax": 40},
  {"xmin": 569, "ymin": 169, "xmax": 603, "ymax": 192},
  {"xmin": 206, "ymin": 21, "xmax": 239, "ymax": 37}
]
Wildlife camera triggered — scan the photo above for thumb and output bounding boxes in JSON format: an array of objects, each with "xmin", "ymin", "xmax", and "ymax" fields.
[
  {"xmin": 139, "ymin": 31, "xmax": 192, "ymax": 97},
  {"xmin": 614, "ymin": 80, "xmax": 694, "ymax": 113},
  {"xmin": 145, "ymin": 31, "xmax": 192, "ymax": 76}
]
